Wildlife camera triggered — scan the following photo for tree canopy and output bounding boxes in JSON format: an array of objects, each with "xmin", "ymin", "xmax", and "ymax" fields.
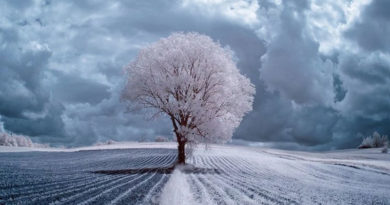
[{"xmin": 122, "ymin": 32, "xmax": 255, "ymax": 163}]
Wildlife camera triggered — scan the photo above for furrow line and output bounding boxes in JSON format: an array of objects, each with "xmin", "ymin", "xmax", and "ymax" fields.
[
  {"xmin": 140, "ymin": 174, "xmax": 168, "ymax": 205},
  {"xmin": 3, "ymin": 175, "xmax": 118, "ymax": 203},
  {"xmin": 77, "ymin": 173, "xmax": 151, "ymax": 205},
  {"xmin": 196, "ymin": 174, "xmax": 234, "ymax": 205},
  {"xmin": 2, "ymin": 175, "xmax": 98, "ymax": 199},
  {"xmin": 110, "ymin": 172, "xmax": 157, "ymax": 205},
  {"xmin": 187, "ymin": 174, "xmax": 211, "ymax": 205},
  {"xmin": 45, "ymin": 175, "xmax": 134, "ymax": 204}
]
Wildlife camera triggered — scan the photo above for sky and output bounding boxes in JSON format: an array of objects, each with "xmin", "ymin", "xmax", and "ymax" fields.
[{"xmin": 0, "ymin": 0, "xmax": 389, "ymax": 150}]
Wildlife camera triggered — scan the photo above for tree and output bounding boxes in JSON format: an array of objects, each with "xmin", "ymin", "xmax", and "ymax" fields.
[
  {"xmin": 121, "ymin": 32, "xmax": 255, "ymax": 164},
  {"xmin": 358, "ymin": 131, "xmax": 388, "ymax": 149}
]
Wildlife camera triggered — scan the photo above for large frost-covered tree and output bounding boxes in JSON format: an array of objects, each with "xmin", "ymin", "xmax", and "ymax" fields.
[{"xmin": 122, "ymin": 32, "xmax": 255, "ymax": 164}]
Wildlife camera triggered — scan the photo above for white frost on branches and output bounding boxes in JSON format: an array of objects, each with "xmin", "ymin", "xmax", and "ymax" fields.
[
  {"xmin": 0, "ymin": 132, "xmax": 49, "ymax": 148},
  {"xmin": 358, "ymin": 131, "xmax": 388, "ymax": 149},
  {"xmin": 122, "ymin": 32, "xmax": 255, "ymax": 145}
]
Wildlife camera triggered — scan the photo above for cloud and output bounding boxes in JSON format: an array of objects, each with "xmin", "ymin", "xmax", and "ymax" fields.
[
  {"xmin": 0, "ymin": 27, "xmax": 51, "ymax": 118},
  {"xmin": 258, "ymin": 0, "xmax": 334, "ymax": 105},
  {"xmin": 49, "ymin": 70, "xmax": 111, "ymax": 105},
  {"xmin": 0, "ymin": 116, "xmax": 5, "ymax": 133},
  {"xmin": 345, "ymin": 0, "xmax": 390, "ymax": 53},
  {"xmin": 337, "ymin": 52, "xmax": 390, "ymax": 119},
  {"xmin": 0, "ymin": 0, "xmax": 389, "ymax": 150},
  {"xmin": 237, "ymin": 0, "xmax": 390, "ymax": 149},
  {"xmin": 332, "ymin": 74, "xmax": 347, "ymax": 103}
]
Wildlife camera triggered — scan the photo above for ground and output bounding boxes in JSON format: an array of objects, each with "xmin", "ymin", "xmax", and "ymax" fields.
[{"xmin": 0, "ymin": 143, "xmax": 389, "ymax": 204}]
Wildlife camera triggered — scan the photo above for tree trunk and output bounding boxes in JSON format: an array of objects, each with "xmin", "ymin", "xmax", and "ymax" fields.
[
  {"xmin": 170, "ymin": 115, "xmax": 186, "ymax": 164},
  {"xmin": 177, "ymin": 140, "xmax": 186, "ymax": 164}
]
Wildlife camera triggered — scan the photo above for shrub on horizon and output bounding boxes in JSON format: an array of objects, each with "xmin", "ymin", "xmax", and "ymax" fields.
[
  {"xmin": 155, "ymin": 136, "xmax": 169, "ymax": 142},
  {"xmin": 358, "ymin": 131, "xmax": 388, "ymax": 149},
  {"xmin": 0, "ymin": 132, "xmax": 48, "ymax": 148}
]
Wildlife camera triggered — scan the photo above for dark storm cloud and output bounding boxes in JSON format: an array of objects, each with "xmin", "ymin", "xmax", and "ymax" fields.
[
  {"xmin": 333, "ymin": 0, "xmax": 390, "ymax": 150},
  {"xmin": 2, "ymin": 102, "xmax": 66, "ymax": 143},
  {"xmin": 340, "ymin": 54, "xmax": 390, "ymax": 85},
  {"xmin": 259, "ymin": 0, "xmax": 333, "ymax": 105},
  {"xmin": 339, "ymin": 53, "xmax": 390, "ymax": 120},
  {"xmin": 332, "ymin": 74, "xmax": 347, "ymax": 103},
  {"xmin": 238, "ymin": 0, "xmax": 390, "ymax": 150},
  {"xmin": 0, "ymin": 0, "xmax": 389, "ymax": 149},
  {"xmin": 236, "ymin": 88, "xmax": 340, "ymax": 148},
  {"xmin": 50, "ymin": 70, "xmax": 111, "ymax": 105},
  {"xmin": 0, "ymin": 24, "xmax": 69, "ymax": 144},
  {"xmin": 289, "ymin": 105, "xmax": 339, "ymax": 146},
  {"xmin": 236, "ymin": 0, "xmax": 337, "ymax": 148},
  {"xmin": 0, "ymin": 27, "xmax": 50, "ymax": 118},
  {"xmin": 345, "ymin": 0, "xmax": 390, "ymax": 53},
  {"xmin": 236, "ymin": 89, "xmax": 294, "ymax": 143}
]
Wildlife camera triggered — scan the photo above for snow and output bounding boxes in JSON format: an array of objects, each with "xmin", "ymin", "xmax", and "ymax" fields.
[
  {"xmin": 160, "ymin": 168, "xmax": 195, "ymax": 205},
  {"xmin": 1, "ymin": 143, "xmax": 389, "ymax": 204},
  {"xmin": 185, "ymin": 145, "xmax": 390, "ymax": 204}
]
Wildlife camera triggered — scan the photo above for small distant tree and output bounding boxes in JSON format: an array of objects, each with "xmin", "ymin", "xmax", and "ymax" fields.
[
  {"xmin": 122, "ymin": 32, "xmax": 255, "ymax": 164},
  {"xmin": 358, "ymin": 131, "xmax": 388, "ymax": 149},
  {"xmin": 155, "ymin": 136, "xmax": 169, "ymax": 142}
]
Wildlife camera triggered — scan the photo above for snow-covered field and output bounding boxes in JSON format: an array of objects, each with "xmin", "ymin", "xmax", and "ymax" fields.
[{"xmin": 1, "ymin": 143, "xmax": 389, "ymax": 204}]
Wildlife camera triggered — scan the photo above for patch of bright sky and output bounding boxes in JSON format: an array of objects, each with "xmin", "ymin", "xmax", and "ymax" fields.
[
  {"xmin": 181, "ymin": 0, "xmax": 260, "ymax": 28},
  {"xmin": 307, "ymin": 0, "xmax": 372, "ymax": 55}
]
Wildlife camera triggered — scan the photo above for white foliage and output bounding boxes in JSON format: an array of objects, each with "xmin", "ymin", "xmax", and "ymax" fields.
[
  {"xmin": 122, "ymin": 32, "xmax": 255, "ymax": 145},
  {"xmin": 0, "ymin": 132, "xmax": 34, "ymax": 147},
  {"xmin": 359, "ymin": 131, "xmax": 388, "ymax": 149}
]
